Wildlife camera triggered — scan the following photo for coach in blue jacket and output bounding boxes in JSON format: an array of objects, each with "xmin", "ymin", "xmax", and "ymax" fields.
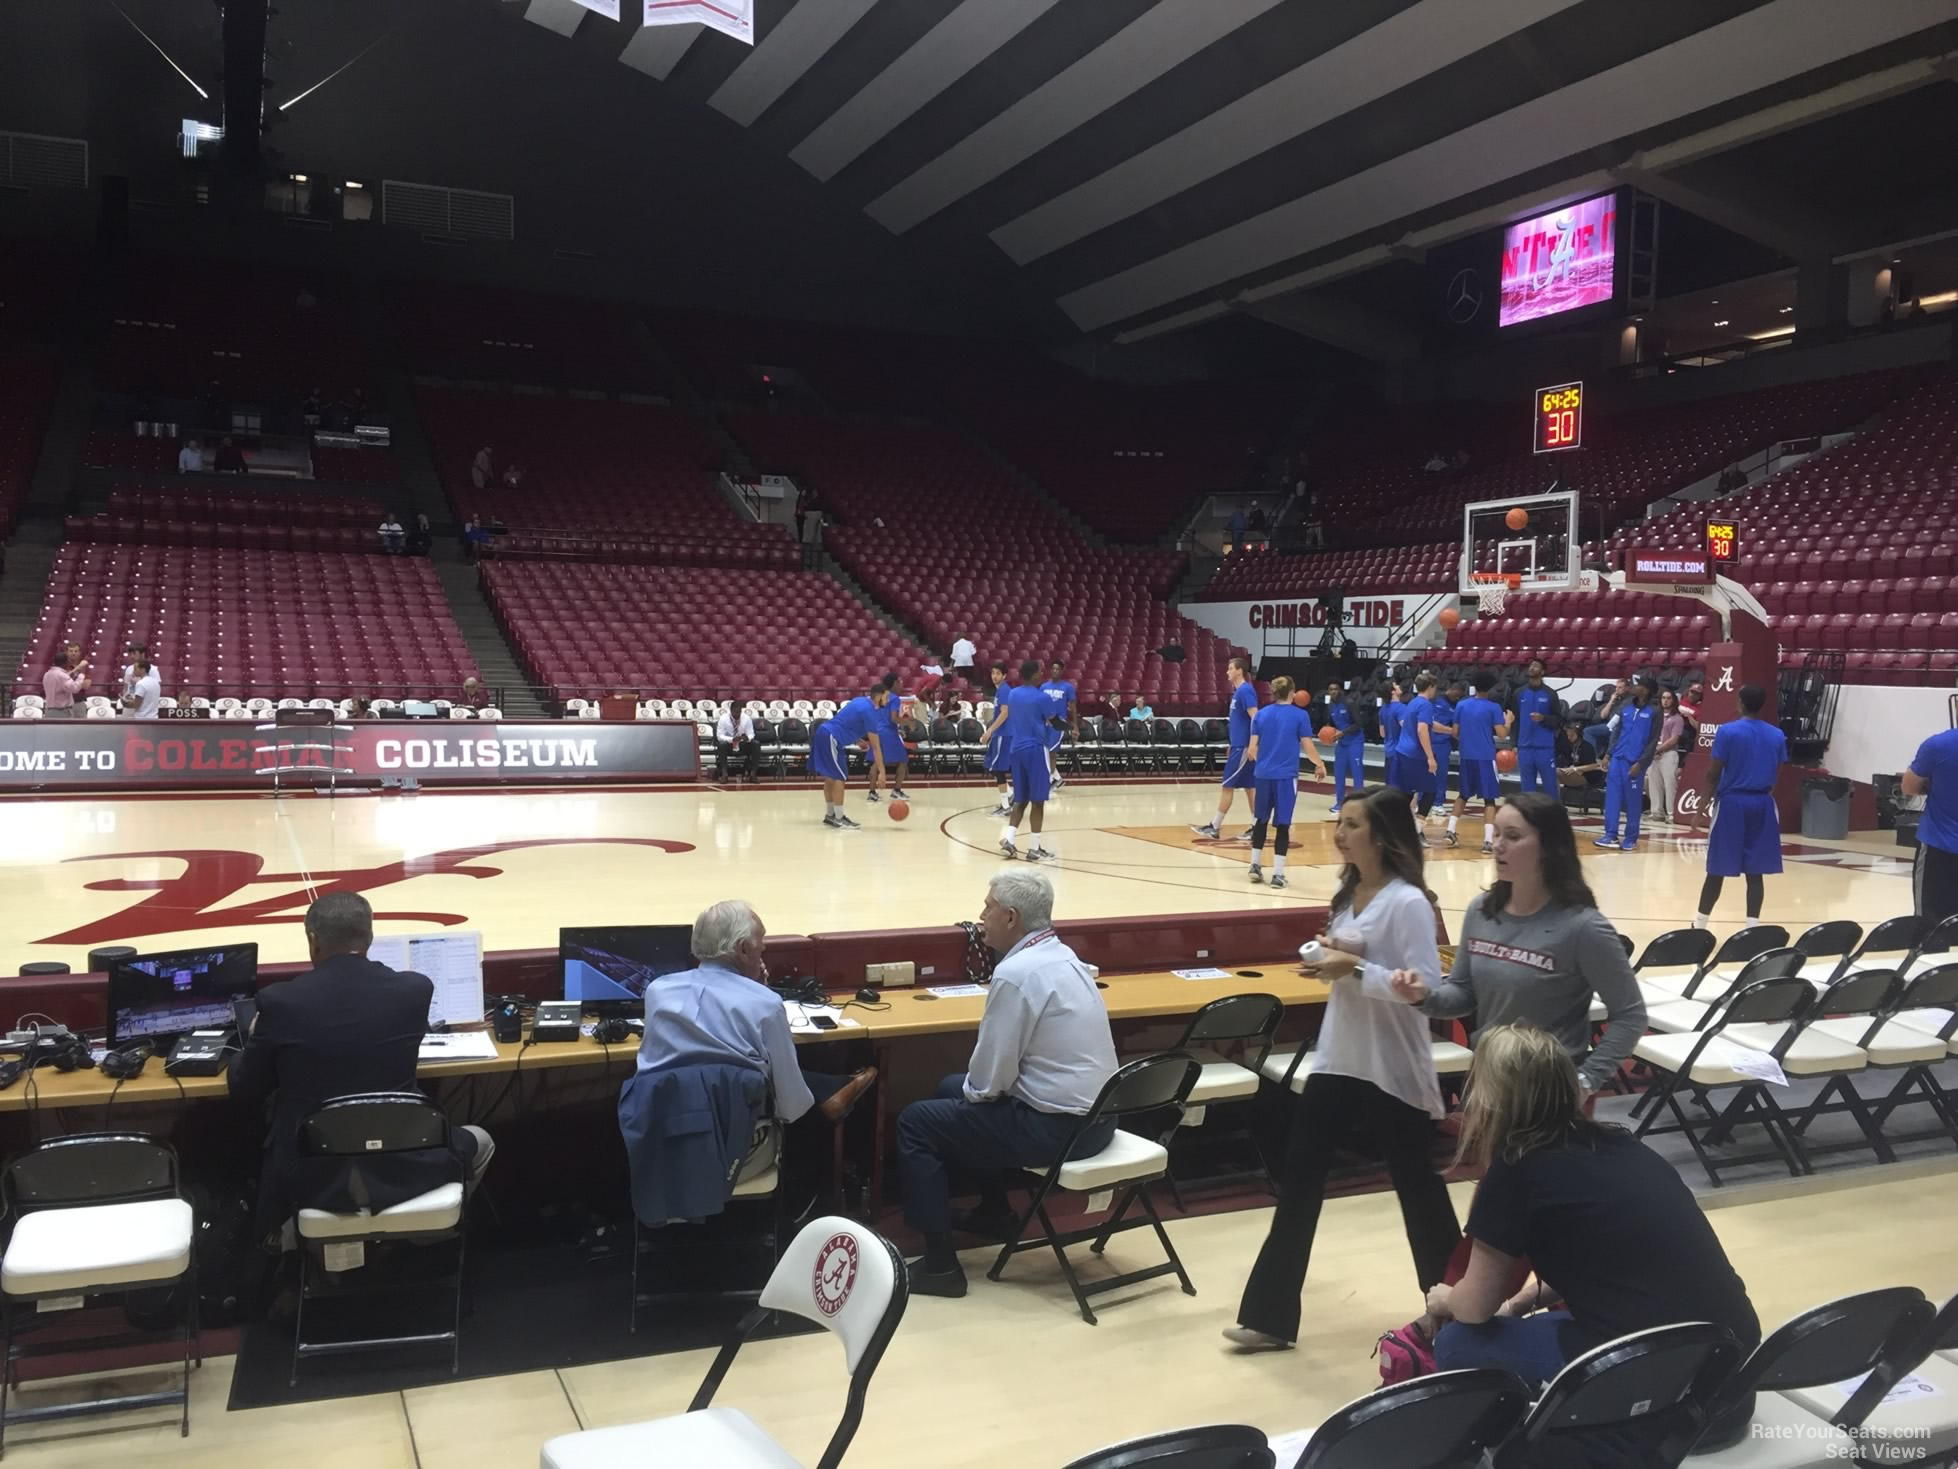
[{"xmin": 619, "ymin": 899, "xmax": 873, "ymax": 1222}]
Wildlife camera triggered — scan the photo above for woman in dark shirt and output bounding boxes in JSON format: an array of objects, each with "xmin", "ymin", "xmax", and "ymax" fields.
[{"xmin": 1423, "ymin": 1024, "xmax": 1759, "ymax": 1445}]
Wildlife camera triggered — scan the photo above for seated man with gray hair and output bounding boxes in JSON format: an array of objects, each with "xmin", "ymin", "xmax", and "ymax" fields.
[
  {"xmin": 896, "ymin": 869, "xmax": 1118, "ymax": 1298},
  {"xmin": 624, "ymin": 901, "xmax": 875, "ymax": 1218}
]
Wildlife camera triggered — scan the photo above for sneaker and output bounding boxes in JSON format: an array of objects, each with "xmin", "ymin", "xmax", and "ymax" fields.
[
  {"xmin": 822, "ymin": 814, "xmax": 842, "ymax": 828},
  {"xmin": 999, "ymin": 839, "xmax": 1018, "ymax": 860},
  {"xmin": 891, "ymin": 787, "xmax": 910, "ymax": 800},
  {"xmin": 1027, "ymin": 847, "xmax": 1058, "ymax": 863},
  {"xmin": 1248, "ymin": 867, "xmax": 1264, "ymax": 885},
  {"xmin": 1620, "ymin": 840, "xmax": 1638, "ymax": 853},
  {"xmin": 1481, "ymin": 841, "xmax": 1493, "ymax": 854},
  {"xmin": 1190, "ymin": 823, "xmax": 1220, "ymax": 839},
  {"xmin": 1424, "ymin": 831, "xmax": 1458, "ymax": 848},
  {"xmin": 835, "ymin": 814, "xmax": 861, "ymax": 829},
  {"xmin": 1269, "ymin": 874, "xmax": 1288, "ymax": 889},
  {"xmin": 1593, "ymin": 836, "xmax": 1618, "ymax": 849},
  {"xmin": 865, "ymin": 790, "xmax": 882, "ymax": 803},
  {"xmin": 1329, "ymin": 804, "xmax": 1342, "ymax": 816}
]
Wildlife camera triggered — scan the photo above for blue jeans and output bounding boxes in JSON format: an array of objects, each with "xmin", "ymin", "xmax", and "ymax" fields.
[
  {"xmin": 897, "ymin": 1073, "xmax": 1112, "ymax": 1235},
  {"xmin": 1604, "ymin": 755, "xmax": 1643, "ymax": 844},
  {"xmin": 1333, "ymin": 741, "xmax": 1364, "ymax": 807},
  {"xmin": 1516, "ymin": 746, "xmax": 1555, "ymax": 797},
  {"xmin": 1583, "ymin": 722, "xmax": 1613, "ymax": 761},
  {"xmin": 1435, "ymin": 1311, "xmax": 1574, "ymax": 1387}
]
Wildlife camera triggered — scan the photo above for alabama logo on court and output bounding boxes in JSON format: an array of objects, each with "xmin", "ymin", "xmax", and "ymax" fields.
[{"xmin": 812, "ymin": 1232, "xmax": 860, "ymax": 1317}]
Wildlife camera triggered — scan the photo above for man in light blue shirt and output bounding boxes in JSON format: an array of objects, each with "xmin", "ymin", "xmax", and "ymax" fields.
[{"xmin": 896, "ymin": 870, "xmax": 1118, "ymax": 1298}]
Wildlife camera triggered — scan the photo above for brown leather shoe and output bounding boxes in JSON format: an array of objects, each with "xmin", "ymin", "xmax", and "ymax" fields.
[{"xmin": 820, "ymin": 1067, "xmax": 877, "ymax": 1123}]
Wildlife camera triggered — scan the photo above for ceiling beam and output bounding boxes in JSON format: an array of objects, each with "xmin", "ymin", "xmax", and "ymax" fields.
[
  {"xmin": 1231, "ymin": 296, "xmax": 1422, "ymax": 362},
  {"xmin": 1610, "ymin": 162, "xmax": 1834, "ymax": 260},
  {"xmin": 524, "ymin": 0, "xmax": 588, "ymax": 39},
  {"xmin": 710, "ymin": 0, "xmax": 881, "ymax": 129},
  {"xmin": 620, "ymin": 19, "xmax": 703, "ymax": 79}
]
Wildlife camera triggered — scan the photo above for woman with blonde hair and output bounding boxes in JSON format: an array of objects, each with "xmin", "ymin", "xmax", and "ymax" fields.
[
  {"xmin": 1225, "ymin": 786, "xmax": 1459, "ymax": 1351},
  {"xmin": 1422, "ymin": 1024, "xmax": 1759, "ymax": 1436}
]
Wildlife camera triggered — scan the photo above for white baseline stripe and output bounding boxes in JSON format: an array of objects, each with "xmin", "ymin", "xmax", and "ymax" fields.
[
  {"xmin": 710, "ymin": 0, "xmax": 880, "ymax": 128},
  {"xmin": 867, "ymin": 0, "xmax": 1286, "ymax": 235},
  {"xmin": 1059, "ymin": 0, "xmax": 1958, "ymax": 330},
  {"xmin": 790, "ymin": 0, "xmax": 1061, "ymax": 183},
  {"xmin": 991, "ymin": 0, "xmax": 1582, "ymax": 265}
]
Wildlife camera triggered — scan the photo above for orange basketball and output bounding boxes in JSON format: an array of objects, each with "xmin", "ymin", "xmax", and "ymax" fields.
[
  {"xmin": 1292, "ymin": 688, "xmax": 1312, "ymax": 707},
  {"xmin": 1496, "ymin": 749, "xmax": 1519, "ymax": 772},
  {"xmin": 1318, "ymin": 725, "xmax": 1338, "ymax": 744},
  {"xmin": 888, "ymin": 799, "xmax": 910, "ymax": 821},
  {"xmin": 1505, "ymin": 573, "xmax": 1522, "ymax": 590},
  {"xmin": 1438, "ymin": 607, "xmax": 1461, "ymax": 630},
  {"xmin": 1505, "ymin": 507, "xmax": 1529, "ymax": 531}
]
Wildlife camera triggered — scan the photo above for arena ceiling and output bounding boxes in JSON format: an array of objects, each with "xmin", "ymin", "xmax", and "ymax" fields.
[{"xmin": 495, "ymin": 0, "xmax": 1958, "ymax": 349}]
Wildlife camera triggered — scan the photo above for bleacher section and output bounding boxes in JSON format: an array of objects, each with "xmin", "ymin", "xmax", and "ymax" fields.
[
  {"xmin": 0, "ymin": 346, "xmax": 55, "ymax": 537},
  {"xmin": 63, "ymin": 487, "xmax": 386, "ymax": 553},
  {"xmin": 732, "ymin": 410, "xmax": 1243, "ymax": 713},
  {"xmin": 1199, "ymin": 543, "xmax": 1458, "ymax": 601},
  {"xmin": 11, "ymin": 544, "xmax": 478, "ymax": 702},
  {"xmin": 485, "ymin": 561, "xmax": 932, "ymax": 703}
]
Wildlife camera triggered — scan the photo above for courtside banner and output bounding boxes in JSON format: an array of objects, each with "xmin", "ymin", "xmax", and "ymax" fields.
[{"xmin": 0, "ymin": 720, "xmax": 699, "ymax": 790}]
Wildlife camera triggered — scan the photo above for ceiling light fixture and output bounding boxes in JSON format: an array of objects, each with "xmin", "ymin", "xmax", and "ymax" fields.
[
  {"xmin": 290, "ymin": 173, "xmax": 308, "ymax": 183},
  {"xmin": 109, "ymin": 0, "xmax": 209, "ymax": 99},
  {"xmin": 1779, "ymin": 306, "xmax": 1793, "ymax": 314},
  {"xmin": 1713, "ymin": 319, "xmax": 1730, "ymax": 328}
]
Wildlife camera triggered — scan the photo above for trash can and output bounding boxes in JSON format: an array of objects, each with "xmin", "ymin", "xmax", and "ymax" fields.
[{"xmin": 1801, "ymin": 776, "xmax": 1852, "ymax": 839}]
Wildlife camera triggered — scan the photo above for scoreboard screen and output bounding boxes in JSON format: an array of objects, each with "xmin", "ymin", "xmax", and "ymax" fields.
[
  {"xmin": 1706, "ymin": 519, "xmax": 1739, "ymax": 567},
  {"xmin": 1532, "ymin": 381, "xmax": 1583, "ymax": 455}
]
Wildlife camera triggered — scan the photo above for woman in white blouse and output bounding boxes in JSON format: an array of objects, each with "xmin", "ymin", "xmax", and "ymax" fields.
[{"xmin": 1225, "ymin": 786, "xmax": 1461, "ymax": 1351}]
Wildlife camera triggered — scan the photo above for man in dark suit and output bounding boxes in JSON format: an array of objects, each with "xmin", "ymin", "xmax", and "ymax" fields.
[{"xmin": 228, "ymin": 892, "xmax": 492, "ymax": 1240}]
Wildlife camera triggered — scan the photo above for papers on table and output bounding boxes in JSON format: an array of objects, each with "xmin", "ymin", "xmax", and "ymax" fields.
[
  {"xmin": 371, "ymin": 931, "xmax": 485, "ymax": 1029},
  {"xmin": 416, "ymin": 1031, "xmax": 502, "ymax": 1063},
  {"xmin": 784, "ymin": 1002, "xmax": 865, "ymax": 1034},
  {"xmin": 925, "ymin": 984, "xmax": 987, "ymax": 998},
  {"xmin": 1173, "ymin": 967, "xmax": 1233, "ymax": 981}
]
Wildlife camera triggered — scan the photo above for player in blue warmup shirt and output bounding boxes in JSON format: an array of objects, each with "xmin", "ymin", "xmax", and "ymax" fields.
[
  {"xmin": 864, "ymin": 676, "xmax": 914, "ymax": 804},
  {"xmin": 811, "ymin": 684, "xmax": 892, "ymax": 828},
  {"xmin": 1905, "ymin": 723, "xmax": 1958, "ymax": 926},
  {"xmin": 1394, "ymin": 672, "xmax": 1440, "ymax": 815},
  {"xmin": 1040, "ymin": 659, "xmax": 1079, "ymax": 792},
  {"xmin": 983, "ymin": 662, "xmax": 1014, "ymax": 814},
  {"xmin": 1444, "ymin": 678, "xmax": 1507, "ymax": 852},
  {"xmin": 1597, "ymin": 675, "xmax": 1662, "ymax": 852},
  {"xmin": 1321, "ymin": 678, "xmax": 1367, "ymax": 816},
  {"xmin": 1510, "ymin": 658, "xmax": 1562, "ymax": 797},
  {"xmin": 1243, "ymin": 676, "xmax": 1327, "ymax": 889},
  {"xmin": 982, "ymin": 658, "xmax": 1059, "ymax": 861},
  {"xmin": 1423, "ymin": 679, "xmax": 1460, "ymax": 824},
  {"xmin": 1690, "ymin": 683, "xmax": 1788, "ymax": 926},
  {"xmin": 1193, "ymin": 655, "xmax": 1259, "ymax": 839},
  {"xmin": 1380, "ymin": 680, "xmax": 1409, "ymax": 794}
]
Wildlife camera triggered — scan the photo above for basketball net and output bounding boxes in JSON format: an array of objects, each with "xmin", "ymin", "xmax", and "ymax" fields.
[{"xmin": 1471, "ymin": 574, "xmax": 1509, "ymax": 617}]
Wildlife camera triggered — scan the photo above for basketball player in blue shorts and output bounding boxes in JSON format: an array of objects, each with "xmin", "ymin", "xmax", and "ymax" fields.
[
  {"xmin": 865, "ymin": 676, "xmax": 914, "ymax": 804},
  {"xmin": 1690, "ymin": 683, "xmax": 1787, "ymax": 927},
  {"xmin": 1510, "ymin": 658, "xmax": 1561, "ymax": 797},
  {"xmin": 1193, "ymin": 655, "xmax": 1258, "ymax": 840},
  {"xmin": 811, "ymin": 684, "xmax": 891, "ymax": 828},
  {"xmin": 1443, "ymin": 677, "xmax": 1506, "ymax": 852},
  {"xmin": 982, "ymin": 659, "xmax": 1058, "ymax": 861},
  {"xmin": 1321, "ymin": 678, "xmax": 1366, "ymax": 815},
  {"xmin": 983, "ymin": 661, "xmax": 1014, "ymax": 814},
  {"xmin": 1394, "ymin": 672, "xmax": 1438, "ymax": 815},
  {"xmin": 1040, "ymin": 659, "xmax": 1078, "ymax": 792},
  {"xmin": 1596, "ymin": 675, "xmax": 1660, "ymax": 853},
  {"xmin": 1422, "ymin": 678, "xmax": 1460, "ymax": 823},
  {"xmin": 1243, "ymin": 676, "xmax": 1327, "ymax": 889},
  {"xmin": 1380, "ymin": 679, "xmax": 1408, "ymax": 794}
]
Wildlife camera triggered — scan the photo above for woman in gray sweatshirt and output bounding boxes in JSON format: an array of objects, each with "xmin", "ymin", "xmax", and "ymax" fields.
[{"xmin": 1390, "ymin": 794, "xmax": 1645, "ymax": 1090}]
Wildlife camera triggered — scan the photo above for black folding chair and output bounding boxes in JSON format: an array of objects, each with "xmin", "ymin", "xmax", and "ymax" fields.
[
  {"xmin": 1177, "ymin": 718, "xmax": 1205, "ymax": 774},
  {"xmin": 1658, "ymin": 946, "xmax": 1807, "ymax": 1035},
  {"xmin": 0, "ymin": 1134, "xmax": 198, "ymax": 1454},
  {"xmin": 1864, "ymin": 963, "xmax": 1958, "ymax": 1150},
  {"xmin": 1063, "ymin": 1424, "xmax": 1274, "ymax": 1469},
  {"xmin": 1494, "ymin": 1322, "xmax": 1742, "ymax": 1468},
  {"xmin": 1785, "ymin": 968, "xmax": 1909, "ymax": 1163},
  {"xmin": 1630, "ymin": 974, "xmax": 1817, "ymax": 1186},
  {"xmin": 1791, "ymin": 918, "xmax": 1867, "ymax": 985},
  {"xmin": 1202, "ymin": 717, "xmax": 1229, "ymax": 772},
  {"xmin": 1842, "ymin": 914, "xmax": 1927, "ymax": 975},
  {"xmin": 1164, "ymin": 994, "xmax": 1285, "ymax": 1207},
  {"xmin": 1635, "ymin": 927, "xmax": 1719, "ymax": 983},
  {"xmin": 289, "ymin": 1092, "xmax": 468, "ymax": 1385},
  {"xmin": 957, "ymin": 716, "xmax": 986, "ymax": 774},
  {"xmin": 1903, "ymin": 911, "xmax": 1958, "ymax": 976},
  {"xmin": 1659, "ymin": 925, "xmax": 1793, "ymax": 1012},
  {"xmin": 1290, "ymin": 1369, "xmax": 1529, "ymax": 1469},
  {"xmin": 1152, "ymin": 718, "xmax": 1181, "ymax": 772},
  {"xmin": 1691, "ymin": 1287, "xmax": 1934, "ymax": 1457},
  {"xmin": 988, "ymin": 1054, "xmax": 1201, "ymax": 1325}
]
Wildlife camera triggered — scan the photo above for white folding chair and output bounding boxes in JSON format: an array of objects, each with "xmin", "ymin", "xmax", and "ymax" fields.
[
  {"xmin": 542, "ymin": 1216, "xmax": 907, "ymax": 1469},
  {"xmin": 479, "ymin": 706, "xmax": 502, "ymax": 720}
]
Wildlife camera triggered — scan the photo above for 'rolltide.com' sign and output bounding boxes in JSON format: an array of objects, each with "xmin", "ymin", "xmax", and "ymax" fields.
[{"xmin": 0, "ymin": 719, "xmax": 699, "ymax": 789}]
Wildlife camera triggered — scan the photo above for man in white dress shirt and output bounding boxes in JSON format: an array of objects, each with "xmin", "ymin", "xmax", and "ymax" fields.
[
  {"xmin": 895, "ymin": 869, "xmax": 1118, "ymax": 1297},
  {"xmin": 950, "ymin": 634, "xmax": 976, "ymax": 681},
  {"xmin": 715, "ymin": 699, "xmax": 759, "ymax": 782}
]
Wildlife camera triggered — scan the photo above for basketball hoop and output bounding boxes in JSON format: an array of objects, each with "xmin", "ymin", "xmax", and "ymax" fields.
[{"xmin": 1471, "ymin": 573, "xmax": 1509, "ymax": 617}]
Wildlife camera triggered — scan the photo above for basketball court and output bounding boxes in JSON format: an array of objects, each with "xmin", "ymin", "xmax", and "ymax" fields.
[{"xmin": 0, "ymin": 777, "xmax": 1919, "ymax": 976}]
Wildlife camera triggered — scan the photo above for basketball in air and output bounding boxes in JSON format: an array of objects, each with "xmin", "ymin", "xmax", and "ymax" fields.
[
  {"xmin": 1439, "ymin": 607, "xmax": 1461, "ymax": 630},
  {"xmin": 1505, "ymin": 506, "xmax": 1529, "ymax": 531},
  {"xmin": 1318, "ymin": 725, "xmax": 1338, "ymax": 744},
  {"xmin": 1292, "ymin": 688, "xmax": 1312, "ymax": 708},
  {"xmin": 1496, "ymin": 749, "xmax": 1519, "ymax": 773},
  {"xmin": 888, "ymin": 799, "xmax": 910, "ymax": 821}
]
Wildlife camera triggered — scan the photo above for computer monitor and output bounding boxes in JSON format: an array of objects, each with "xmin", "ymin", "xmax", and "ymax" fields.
[
  {"xmin": 107, "ymin": 943, "xmax": 259, "ymax": 1049},
  {"xmin": 559, "ymin": 925, "xmax": 694, "ymax": 1015}
]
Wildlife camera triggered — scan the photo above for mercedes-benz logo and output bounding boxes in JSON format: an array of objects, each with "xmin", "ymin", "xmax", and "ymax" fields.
[{"xmin": 1445, "ymin": 267, "xmax": 1482, "ymax": 324}]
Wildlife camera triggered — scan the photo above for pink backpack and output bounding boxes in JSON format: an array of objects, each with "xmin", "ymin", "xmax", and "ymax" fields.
[{"xmin": 1373, "ymin": 1322, "xmax": 1436, "ymax": 1386}]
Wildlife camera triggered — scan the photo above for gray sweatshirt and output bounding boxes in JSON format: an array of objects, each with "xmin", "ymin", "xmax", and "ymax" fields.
[{"xmin": 1420, "ymin": 901, "xmax": 1646, "ymax": 1088}]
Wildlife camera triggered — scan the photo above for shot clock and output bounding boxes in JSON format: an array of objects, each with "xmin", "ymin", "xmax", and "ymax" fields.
[
  {"xmin": 1532, "ymin": 381, "xmax": 1583, "ymax": 454},
  {"xmin": 1706, "ymin": 518, "xmax": 1739, "ymax": 566}
]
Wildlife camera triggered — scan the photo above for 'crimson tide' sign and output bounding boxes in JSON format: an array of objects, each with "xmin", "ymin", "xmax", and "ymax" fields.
[{"xmin": 0, "ymin": 719, "xmax": 699, "ymax": 789}]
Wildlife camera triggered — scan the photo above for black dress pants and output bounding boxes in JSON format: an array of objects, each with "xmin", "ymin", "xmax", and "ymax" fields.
[{"xmin": 1237, "ymin": 1070, "xmax": 1461, "ymax": 1342}]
